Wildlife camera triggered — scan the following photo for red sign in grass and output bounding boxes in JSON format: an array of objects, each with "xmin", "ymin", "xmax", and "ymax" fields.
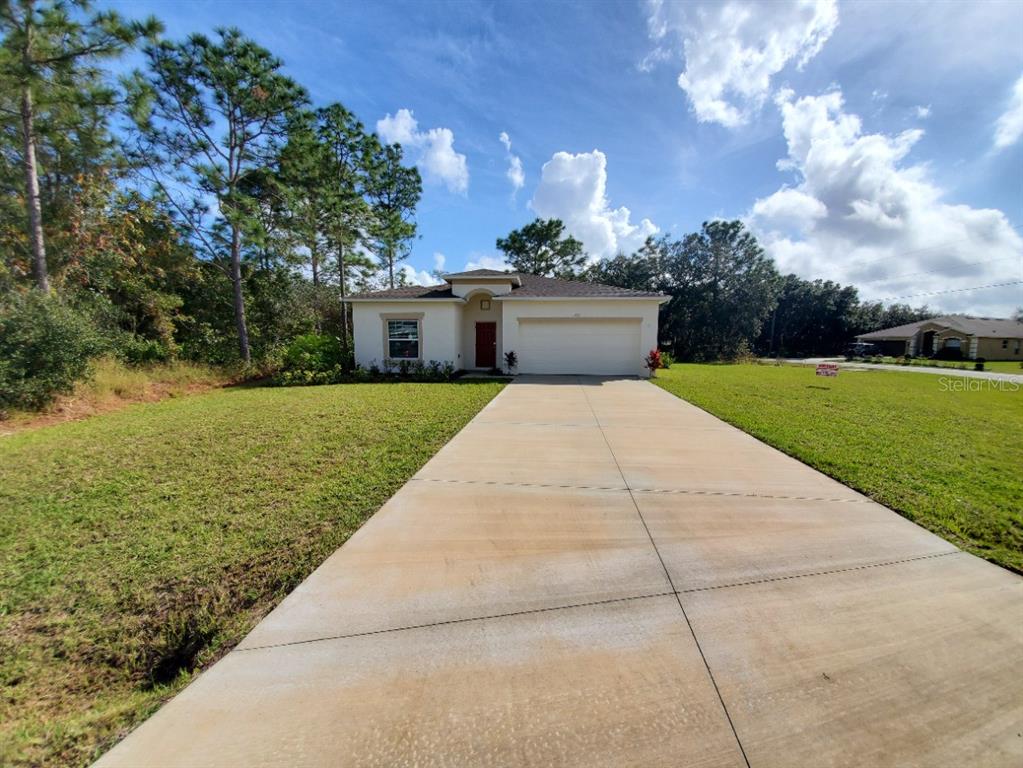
[{"xmin": 816, "ymin": 362, "xmax": 839, "ymax": 377}]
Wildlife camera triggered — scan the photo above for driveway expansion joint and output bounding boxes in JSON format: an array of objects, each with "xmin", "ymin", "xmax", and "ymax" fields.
[
  {"xmin": 234, "ymin": 589, "xmax": 677, "ymax": 653},
  {"xmin": 679, "ymin": 550, "xmax": 963, "ymax": 595},
  {"xmin": 412, "ymin": 475, "xmax": 876, "ymax": 504}
]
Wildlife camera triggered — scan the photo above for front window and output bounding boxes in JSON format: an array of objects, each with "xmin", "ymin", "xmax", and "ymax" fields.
[{"xmin": 387, "ymin": 320, "xmax": 420, "ymax": 359}]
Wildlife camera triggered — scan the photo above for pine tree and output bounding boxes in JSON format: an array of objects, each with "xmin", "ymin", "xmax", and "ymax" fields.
[
  {"xmin": 0, "ymin": 0, "xmax": 159, "ymax": 291},
  {"xmin": 130, "ymin": 27, "xmax": 306, "ymax": 363}
]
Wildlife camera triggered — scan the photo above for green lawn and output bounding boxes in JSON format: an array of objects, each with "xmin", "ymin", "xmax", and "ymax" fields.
[
  {"xmin": 875, "ymin": 357, "xmax": 1023, "ymax": 374},
  {"xmin": 0, "ymin": 381, "xmax": 503, "ymax": 768},
  {"xmin": 654, "ymin": 364, "xmax": 1022, "ymax": 573}
]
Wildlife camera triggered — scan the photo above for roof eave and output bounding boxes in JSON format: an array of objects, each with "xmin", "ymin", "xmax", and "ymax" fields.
[
  {"xmin": 497, "ymin": 296, "xmax": 671, "ymax": 302},
  {"xmin": 344, "ymin": 297, "xmax": 463, "ymax": 303}
]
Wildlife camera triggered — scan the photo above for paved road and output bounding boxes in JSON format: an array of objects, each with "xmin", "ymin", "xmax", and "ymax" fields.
[
  {"xmin": 771, "ymin": 357, "xmax": 1023, "ymax": 384},
  {"xmin": 96, "ymin": 377, "xmax": 1023, "ymax": 768}
]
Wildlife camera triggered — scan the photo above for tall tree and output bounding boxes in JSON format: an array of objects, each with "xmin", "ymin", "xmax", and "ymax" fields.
[
  {"xmin": 583, "ymin": 238, "xmax": 661, "ymax": 291},
  {"xmin": 130, "ymin": 27, "xmax": 306, "ymax": 363},
  {"xmin": 657, "ymin": 220, "xmax": 780, "ymax": 360},
  {"xmin": 496, "ymin": 218, "xmax": 586, "ymax": 278},
  {"xmin": 316, "ymin": 104, "xmax": 377, "ymax": 346},
  {"xmin": 365, "ymin": 141, "xmax": 420, "ymax": 288},
  {"xmin": 0, "ymin": 0, "xmax": 158, "ymax": 291}
]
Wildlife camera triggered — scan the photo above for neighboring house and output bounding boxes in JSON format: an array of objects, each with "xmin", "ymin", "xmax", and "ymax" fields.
[
  {"xmin": 856, "ymin": 315, "xmax": 1023, "ymax": 360},
  {"xmin": 346, "ymin": 269, "xmax": 667, "ymax": 376}
]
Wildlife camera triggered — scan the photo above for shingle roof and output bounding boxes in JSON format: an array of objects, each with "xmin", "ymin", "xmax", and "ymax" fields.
[
  {"xmin": 347, "ymin": 284, "xmax": 455, "ymax": 299},
  {"xmin": 857, "ymin": 315, "xmax": 1023, "ymax": 340},
  {"xmin": 509, "ymin": 273, "xmax": 663, "ymax": 298},
  {"xmin": 347, "ymin": 272, "xmax": 664, "ymax": 300}
]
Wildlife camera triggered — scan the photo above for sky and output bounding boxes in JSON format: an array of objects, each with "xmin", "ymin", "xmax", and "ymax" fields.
[{"xmin": 107, "ymin": 0, "xmax": 1023, "ymax": 316}]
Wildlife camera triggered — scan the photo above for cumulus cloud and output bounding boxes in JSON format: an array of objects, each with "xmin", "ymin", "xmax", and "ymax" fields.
[
  {"xmin": 433, "ymin": 252, "xmax": 446, "ymax": 272},
  {"xmin": 915, "ymin": 105, "xmax": 932, "ymax": 119},
  {"xmin": 993, "ymin": 73, "xmax": 1023, "ymax": 151},
  {"xmin": 464, "ymin": 253, "xmax": 510, "ymax": 272},
  {"xmin": 399, "ymin": 264, "xmax": 437, "ymax": 286},
  {"xmin": 529, "ymin": 149, "xmax": 658, "ymax": 259},
  {"xmin": 376, "ymin": 109, "xmax": 469, "ymax": 194},
  {"xmin": 748, "ymin": 88, "xmax": 1023, "ymax": 315},
  {"xmin": 644, "ymin": 0, "xmax": 838, "ymax": 128},
  {"xmin": 498, "ymin": 131, "xmax": 525, "ymax": 194}
]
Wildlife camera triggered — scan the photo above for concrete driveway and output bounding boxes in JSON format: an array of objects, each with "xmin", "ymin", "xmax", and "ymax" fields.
[{"xmin": 97, "ymin": 377, "xmax": 1023, "ymax": 768}]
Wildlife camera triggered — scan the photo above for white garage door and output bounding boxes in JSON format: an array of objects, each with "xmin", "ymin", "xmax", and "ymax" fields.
[{"xmin": 517, "ymin": 318, "xmax": 641, "ymax": 375}]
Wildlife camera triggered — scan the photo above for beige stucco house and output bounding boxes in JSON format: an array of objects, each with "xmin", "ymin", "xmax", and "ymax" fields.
[
  {"xmin": 856, "ymin": 315, "xmax": 1023, "ymax": 360},
  {"xmin": 347, "ymin": 269, "xmax": 667, "ymax": 376}
]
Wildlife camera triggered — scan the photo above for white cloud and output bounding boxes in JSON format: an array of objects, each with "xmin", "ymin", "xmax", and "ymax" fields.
[
  {"xmin": 915, "ymin": 104, "xmax": 931, "ymax": 119},
  {"xmin": 749, "ymin": 88, "xmax": 1023, "ymax": 315},
  {"xmin": 376, "ymin": 109, "xmax": 469, "ymax": 194},
  {"xmin": 751, "ymin": 187, "xmax": 827, "ymax": 230},
  {"xmin": 993, "ymin": 73, "xmax": 1023, "ymax": 151},
  {"xmin": 464, "ymin": 253, "xmax": 510, "ymax": 272},
  {"xmin": 433, "ymin": 252, "xmax": 446, "ymax": 272},
  {"xmin": 530, "ymin": 149, "xmax": 658, "ymax": 259},
  {"xmin": 498, "ymin": 131, "xmax": 525, "ymax": 193},
  {"xmin": 399, "ymin": 264, "xmax": 436, "ymax": 286},
  {"xmin": 644, "ymin": 0, "xmax": 838, "ymax": 128}
]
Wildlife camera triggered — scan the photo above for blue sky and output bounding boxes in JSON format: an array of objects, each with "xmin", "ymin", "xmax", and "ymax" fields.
[{"xmin": 108, "ymin": 0, "xmax": 1023, "ymax": 315}]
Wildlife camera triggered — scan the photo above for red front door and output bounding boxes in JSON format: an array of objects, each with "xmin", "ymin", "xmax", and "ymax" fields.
[{"xmin": 475, "ymin": 322, "xmax": 497, "ymax": 368}]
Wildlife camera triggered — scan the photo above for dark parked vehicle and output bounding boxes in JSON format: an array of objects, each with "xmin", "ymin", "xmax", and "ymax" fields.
[{"xmin": 844, "ymin": 342, "xmax": 880, "ymax": 359}]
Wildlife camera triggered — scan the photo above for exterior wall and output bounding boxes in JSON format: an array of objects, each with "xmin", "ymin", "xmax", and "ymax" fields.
[
  {"xmin": 351, "ymin": 302, "xmax": 461, "ymax": 369},
  {"xmin": 460, "ymin": 293, "xmax": 502, "ymax": 369},
  {"xmin": 450, "ymin": 280, "xmax": 514, "ymax": 298},
  {"xmin": 500, "ymin": 299, "xmax": 661, "ymax": 378},
  {"xmin": 976, "ymin": 336, "xmax": 1023, "ymax": 361}
]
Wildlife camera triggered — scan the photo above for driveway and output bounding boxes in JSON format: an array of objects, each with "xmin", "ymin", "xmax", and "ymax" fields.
[{"xmin": 97, "ymin": 377, "xmax": 1023, "ymax": 767}]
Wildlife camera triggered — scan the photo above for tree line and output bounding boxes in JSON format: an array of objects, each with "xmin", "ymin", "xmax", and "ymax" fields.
[
  {"xmin": 496, "ymin": 217, "xmax": 934, "ymax": 361},
  {"xmin": 1, "ymin": 0, "xmax": 422, "ymax": 391}
]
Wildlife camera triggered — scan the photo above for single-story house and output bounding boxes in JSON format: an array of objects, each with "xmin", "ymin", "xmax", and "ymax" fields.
[
  {"xmin": 346, "ymin": 269, "xmax": 668, "ymax": 376},
  {"xmin": 856, "ymin": 315, "xmax": 1023, "ymax": 360}
]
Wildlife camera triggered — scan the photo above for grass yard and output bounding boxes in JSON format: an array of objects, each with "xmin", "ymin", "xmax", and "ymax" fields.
[
  {"xmin": 875, "ymin": 357, "xmax": 1023, "ymax": 374},
  {"xmin": 654, "ymin": 364, "xmax": 1022, "ymax": 573},
  {"xmin": 0, "ymin": 381, "xmax": 503, "ymax": 768}
]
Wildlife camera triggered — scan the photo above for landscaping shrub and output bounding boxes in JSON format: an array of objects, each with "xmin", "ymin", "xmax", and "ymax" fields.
[
  {"xmin": 0, "ymin": 292, "xmax": 103, "ymax": 411},
  {"xmin": 271, "ymin": 357, "xmax": 456, "ymax": 387},
  {"xmin": 504, "ymin": 350, "xmax": 518, "ymax": 372},
  {"xmin": 644, "ymin": 348, "xmax": 663, "ymax": 375},
  {"xmin": 281, "ymin": 333, "xmax": 345, "ymax": 373},
  {"xmin": 659, "ymin": 351, "xmax": 676, "ymax": 369}
]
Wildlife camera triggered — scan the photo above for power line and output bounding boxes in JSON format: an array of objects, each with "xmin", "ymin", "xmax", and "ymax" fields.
[
  {"xmin": 876, "ymin": 280, "xmax": 1023, "ymax": 302},
  {"xmin": 854, "ymin": 255, "xmax": 1021, "ymax": 284}
]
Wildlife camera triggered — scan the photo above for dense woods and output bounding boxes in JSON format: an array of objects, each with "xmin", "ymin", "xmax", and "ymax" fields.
[{"xmin": 1, "ymin": 1, "xmax": 931, "ymax": 410}]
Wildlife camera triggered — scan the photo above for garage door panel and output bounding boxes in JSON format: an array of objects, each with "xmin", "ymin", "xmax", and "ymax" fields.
[{"xmin": 517, "ymin": 318, "xmax": 640, "ymax": 375}]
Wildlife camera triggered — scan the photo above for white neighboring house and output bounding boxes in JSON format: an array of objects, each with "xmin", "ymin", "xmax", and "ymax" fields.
[{"xmin": 347, "ymin": 269, "xmax": 668, "ymax": 377}]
